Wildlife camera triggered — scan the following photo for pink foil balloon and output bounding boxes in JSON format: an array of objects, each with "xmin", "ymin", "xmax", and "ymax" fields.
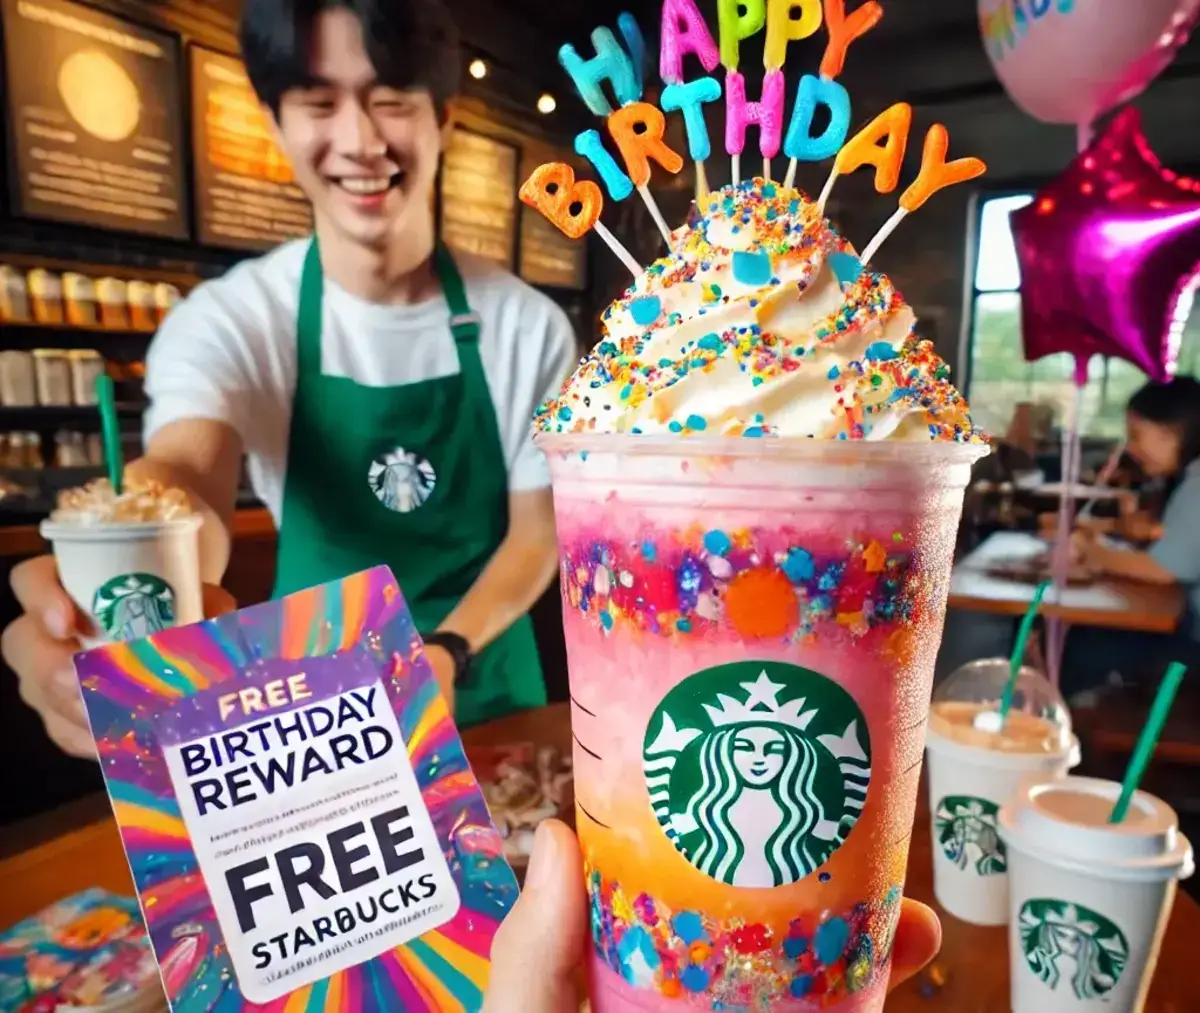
[
  {"xmin": 979, "ymin": 0, "xmax": 1200, "ymax": 126},
  {"xmin": 1010, "ymin": 108, "xmax": 1200, "ymax": 384}
]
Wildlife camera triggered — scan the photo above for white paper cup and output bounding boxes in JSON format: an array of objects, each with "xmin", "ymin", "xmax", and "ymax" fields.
[
  {"xmin": 999, "ymin": 776, "xmax": 1194, "ymax": 1013},
  {"xmin": 41, "ymin": 515, "xmax": 204, "ymax": 647},
  {"xmin": 925, "ymin": 722, "xmax": 1079, "ymax": 926}
]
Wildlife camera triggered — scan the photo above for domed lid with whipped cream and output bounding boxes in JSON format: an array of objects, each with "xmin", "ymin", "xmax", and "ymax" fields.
[{"xmin": 534, "ymin": 178, "xmax": 981, "ymax": 443}]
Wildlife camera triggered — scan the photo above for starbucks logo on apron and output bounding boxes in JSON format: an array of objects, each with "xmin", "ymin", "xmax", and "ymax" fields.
[
  {"xmin": 935, "ymin": 795, "xmax": 1006, "ymax": 875},
  {"xmin": 368, "ymin": 446, "xmax": 436, "ymax": 513},
  {"xmin": 642, "ymin": 661, "xmax": 871, "ymax": 888},
  {"xmin": 92, "ymin": 573, "xmax": 176, "ymax": 642},
  {"xmin": 1019, "ymin": 899, "xmax": 1129, "ymax": 999}
]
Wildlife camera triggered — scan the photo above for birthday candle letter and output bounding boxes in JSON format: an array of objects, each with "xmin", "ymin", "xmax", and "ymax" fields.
[
  {"xmin": 783, "ymin": 74, "xmax": 850, "ymax": 162},
  {"xmin": 835, "ymin": 102, "xmax": 912, "ymax": 193},
  {"xmin": 726, "ymin": 69, "xmax": 786, "ymax": 160},
  {"xmin": 607, "ymin": 102, "xmax": 684, "ymax": 186},
  {"xmin": 820, "ymin": 0, "xmax": 884, "ymax": 79},
  {"xmin": 618, "ymin": 13, "xmax": 646, "ymax": 95},
  {"xmin": 576, "ymin": 129, "xmax": 634, "ymax": 200},
  {"xmin": 661, "ymin": 77, "xmax": 722, "ymax": 162},
  {"xmin": 519, "ymin": 163, "xmax": 604, "ymax": 239},
  {"xmin": 559, "ymin": 27, "xmax": 641, "ymax": 116},
  {"xmin": 899, "ymin": 124, "xmax": 987, "ymax": 211},
  {"xmin": 717, "ymin": 0, "xmax": 766, "ymax": 71},
  {"xmin": 660, "ymin": 0, "xmax": 719, "ymax": 83},
  {"xmin": 765, "ymin": 0, "xmax": 822, "ymax": 69}
]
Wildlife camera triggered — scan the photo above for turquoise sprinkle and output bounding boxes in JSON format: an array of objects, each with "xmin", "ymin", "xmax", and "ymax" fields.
[
  {"xmin": 557, "ymin": 405, "xmax": 572, "ymax": 421},
  {"xmin": 697, "ymin": 333, "xmax": 722, "ymax": 351},
  {"xmin": 669, "ymin": 420, "xmax": 684, "ymax": 433},
  {"xmin": 629, "ymin": 295, "xmax": 663, "ymax": 326},
  {"xmin": 865, "ymin": 341, "xmax": 899, "ymax": 361},
  {"xmin": 743, "ymin": 426, "xmax": 765, "ymax": 437},
  {"xmin": 828, "ymin": 365, "xmax": 840, "ymax": 379},
  {"xmin": 676, "ymin": 618, "xmax": 693, "ymax": 633},
  {"xmin": 620, "ymin": 384, "xmax": 633, "ymax": 400},
  {"xmin": 685, "ymin": 414, "xmax": 708, "ymax": 430},
  {"xmin": 600, "ymin": 611, "xmax": 614, "ymax": 630},
  {"xmin": 703, "ymin": 530, "xmax": 731, "ymax": 556}
]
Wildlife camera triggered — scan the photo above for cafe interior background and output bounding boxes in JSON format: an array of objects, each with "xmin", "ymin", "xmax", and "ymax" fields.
[{"xmin": 0, "ymin": 0, "xmax": 1198, "ymax": 882}]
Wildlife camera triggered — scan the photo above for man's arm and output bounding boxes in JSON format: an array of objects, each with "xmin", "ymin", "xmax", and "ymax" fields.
[
  {"xmin": 126, "ymin": 419, "xmax": 245, "ymax": 585},
  {"xmin": 436, "ymin": 488, "xmax": 558, "ymax": 652}
]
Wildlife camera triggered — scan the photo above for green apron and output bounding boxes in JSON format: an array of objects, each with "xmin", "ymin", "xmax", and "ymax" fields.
[{"xmin": 271, "ymin": 240, "xmax": 546, "ymax": 727}]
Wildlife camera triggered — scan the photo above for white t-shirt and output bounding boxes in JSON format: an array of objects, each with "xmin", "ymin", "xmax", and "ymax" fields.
[{"xmin": 144, "ymin": 240, "xmax": 577, "ymax": 524}]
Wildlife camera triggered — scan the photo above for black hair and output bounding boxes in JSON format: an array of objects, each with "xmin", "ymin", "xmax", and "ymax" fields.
[
  {"xmin": 1128, "ymin": 375, "xmax": 1200, "ymax": 471},
  {"xmin": 239, "ymin": 0, "xmax": 461, "ymax": 118}
]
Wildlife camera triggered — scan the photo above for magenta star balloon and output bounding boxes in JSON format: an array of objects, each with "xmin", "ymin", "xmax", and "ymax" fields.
[{"xmin": 1011, "ymin": 107, "xmax": 1200, "ymax": 384}]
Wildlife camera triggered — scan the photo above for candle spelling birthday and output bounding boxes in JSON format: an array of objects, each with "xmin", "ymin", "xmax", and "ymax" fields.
[{"xmin": 521, "ymin": 0, "xmax": 986, "ymax": 284}]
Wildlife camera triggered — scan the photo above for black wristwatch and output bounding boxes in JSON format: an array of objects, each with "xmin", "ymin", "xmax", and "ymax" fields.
[{"xmin": 424, "ymin": 630, "xmax": 474, "ymax": 685}]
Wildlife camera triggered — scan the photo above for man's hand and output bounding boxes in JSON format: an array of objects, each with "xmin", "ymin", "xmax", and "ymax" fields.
[
  {"xmin": 424, "ymin": 643, "xmax": 457, "ymax": 713},
  {"xmin": 483, "ymin": 820, "xmax": 942, "ymax": 1013},
  {"xmin": 3, "ymin": 555, "xmax": 235, "ymax": 759}
]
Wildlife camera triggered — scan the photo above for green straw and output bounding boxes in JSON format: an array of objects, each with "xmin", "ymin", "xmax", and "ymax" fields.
[
  {"xmin": 999, "ymin": 579, "xmax": 1052, "ymax": 727},
  {"xmin": 96, "ymin": 375, "xmax": 123, "ymax": 495},
  {"xmin": 1109, "ymin": 661, "xmax": 1188, "ymax": 823}
]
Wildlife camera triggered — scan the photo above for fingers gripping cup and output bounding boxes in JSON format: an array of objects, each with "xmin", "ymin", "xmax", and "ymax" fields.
[
  {"xmin": 40, "ymin": 479, "xmax": 203, "ymax": 647},
  {"xmin": 925, "ymin": 660, "xmax": 1079, "ymax": 927},
  {"xmin": 999, "ymin": 777, "xmax": 1194, "ymax": 1013}
]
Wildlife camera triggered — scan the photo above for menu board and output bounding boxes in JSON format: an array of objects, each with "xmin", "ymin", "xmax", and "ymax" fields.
[
  {"xmin": 519, "ymin": 205, "xmax": 587, "ymax": 289},
  {"xmin": 439, "ymin": 129, "xmax": 517, "ymax": 268},
  {"xmin": 190, "ymin": 46, "xmax": 314, "ymax": 251},
  {"xmin": 0, "ymin": 0, "xmax": 188, "ymax": 238}
]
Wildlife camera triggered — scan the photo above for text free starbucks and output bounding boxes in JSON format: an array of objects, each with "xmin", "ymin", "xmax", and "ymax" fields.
[{"xmin": 179, "ymin": 687, "xmax": 394, "ymax": 816}]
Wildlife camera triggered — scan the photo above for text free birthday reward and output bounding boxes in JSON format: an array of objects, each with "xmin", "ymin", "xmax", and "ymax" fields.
[{"xmin": 179, "ymin": 687, "xmax": 394, "ymax": 815}]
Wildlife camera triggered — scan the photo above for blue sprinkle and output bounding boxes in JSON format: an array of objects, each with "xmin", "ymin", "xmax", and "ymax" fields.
[
  {"xmin": 676, "ymin": 618, "xmax": 692, "ymax": 632},
  {"xmin": 762, "ymin": 182, "xmax": 777, "ymax": 197},
  {"xmin": 743, "ymin": 426, "xmax": 765, "ymax": 437},
  {"xmin": 630, "ymin": 295, "xmax": 662, "ymax": 326},
  {"xmin": 732, "ymin": 250, "xmax": 773, "ymax": 286},
  {"xmin": 784, "ymin": 937, "xmax": 808, "ymax": 959},
  {"xmin": 790, "ymin": 975, "xmax": 813, "ymax": 998},
  {"xmin": 865, "ymin": 340, "xmax": 899, "ymax": 361},
  {"xmin": 673, "ymin": 911, "xmax": 706, "ymax": 945},
  {"xmin": 828, "ymin": 251, "xmax": 864, "ymax": 289},
  {"xmin": 641, "ymin": 541, "xmax": 657, "ymax": 562},
  {"xmin": 815, "ymin": 917, "xmax": 851, "ymax": 964},
  {"xmin": 697, "ymin": 333, "xmax": 722, "ymax": 351},
  {"xmin": 685, "ymin": 414, "xmax": 708, "ymax": 431},
  {"xmin": 600, "ymin": 611, "xmax": 614, "ymax": 630},
  {"xmin": 681, "ymin": 965, "xmax": 710, "ymax": 992},
  {"xmin": 557, "ymin": 405, "xmax": 572, "ymax": 421},
  {"xmin": 782, "ymin": 547, "xmax": 815, "ymax": 583},
  {"xmin": 827, "ymin": 365, "xmax": 840, "ymax": 380},
  {"xmin": 703, "ymin": 530, "xmax": 731, "ymax": 556},
  {"xmin": 669, "ymin": 420, "xmax": 684, "ymax": 433}
]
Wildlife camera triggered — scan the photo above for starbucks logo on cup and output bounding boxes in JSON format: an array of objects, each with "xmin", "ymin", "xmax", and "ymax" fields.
[
  {"xmin": 1019, "ymin": 899, "xmax": 1129, "ymax": 999},
  {"xmin": 92, "ymin": 573, "xmax": 176, "ymax": 642},
  {"xmin": 935, "ymin": 795, "xmax": 1006, "ymax": 876},
  {"xmin": 642, "ymin": 661, "xmax": 871, "ymax": 888},
  {"xmin": 368, "ymin": 446, "xmax": 436, "ymax": 514}
]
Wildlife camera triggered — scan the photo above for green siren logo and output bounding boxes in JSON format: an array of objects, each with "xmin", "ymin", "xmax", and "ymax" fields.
[
  {"xmin": 935, "ymin": 795, "xmax": 1006, "ymax": 875},
  {"xmin": 642, "ymin": 662, "xmax": 871, "ymax": 888},
  {"xmin": 1019, "ymin": 899, "xmax": 1129, "ymax": 1000},
  {"xmin": 92, "ymin": 573, "xmax": 176, "ymax": 642}
]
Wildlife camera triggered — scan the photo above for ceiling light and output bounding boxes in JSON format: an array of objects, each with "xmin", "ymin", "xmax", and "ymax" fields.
[
  {"xmin": 468, "ymin": 58, "xmax": 487, "ymax": 80},
  {"xmin": 537, "ymin": 93, "xmax": 557, "ymax": 114}
]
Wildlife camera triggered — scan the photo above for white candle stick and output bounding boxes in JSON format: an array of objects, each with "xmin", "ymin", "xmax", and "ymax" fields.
[
  {"xmin": 816, "ymin": 166, "xmax": 838, "ymax": 214},
  {"xmin": 594, "ymin": 221, "xmax": 642, "ymax": 277},
  {"xmin": 859, "ymin": 207, "xmax": 908, "ymax": 265},
  {"xmin": 696, "ymin": 160, "xmax": 710, "ymax": 204},
  {"xmin": 763, "ymin": 158, "xmax": 771, "ymax": 181},
  {"xmin": 638, "ymin": 184, "xmax": 673, "ymax": 247},
  {"xmin": 783, "ymin": 157, "xmax": 798, "ymax": 191},
  {"xmin": 731, "ymin": 152, "xmax": 741, "ymax": 185}
]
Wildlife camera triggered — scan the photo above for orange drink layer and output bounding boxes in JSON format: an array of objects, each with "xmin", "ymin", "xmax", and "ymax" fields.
[{"xmin": 541, "ymin": 437, "xmax": 982, "ymax": 1012}]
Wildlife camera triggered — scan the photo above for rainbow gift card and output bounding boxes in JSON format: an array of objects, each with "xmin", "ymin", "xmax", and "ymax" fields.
[{"xmin": 74, "ymin": 566, "xmax": 517, "ymax": 1011}]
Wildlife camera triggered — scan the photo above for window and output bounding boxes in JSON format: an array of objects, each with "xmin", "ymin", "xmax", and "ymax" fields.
[{"xmin": 966, "ymin": 194, "xmax": 1200, "ymax": 440}]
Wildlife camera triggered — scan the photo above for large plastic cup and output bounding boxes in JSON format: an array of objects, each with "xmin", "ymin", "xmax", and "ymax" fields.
[
  {"xmin": 539, "ymin": 434, "xmax": 985, "ymax": 1013},
  {"xmin": 41, "ymin": 516, "xmax": 204, "ymax": 647},
  {"xmin": 925, "ymin": 659, "xmax": 1080, "ymax": 927},
  {"xmin": 999, "ymin": 776, "xmax": 1194, "ymax": 1013}
]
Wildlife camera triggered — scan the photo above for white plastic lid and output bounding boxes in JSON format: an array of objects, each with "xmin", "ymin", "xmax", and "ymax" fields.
[{"xmin": 998, "ymin": 775, "xmax": 1194, "ymax": 883}]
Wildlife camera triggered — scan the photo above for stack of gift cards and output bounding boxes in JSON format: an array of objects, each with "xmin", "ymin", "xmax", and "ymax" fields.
[
  {"xmin": 72, "ymin": 566, "xmax": 518, "ymax": 1011},
  {"xmin": 0, "ymin": 889, "xmax": 164, "ymax": 1013}
]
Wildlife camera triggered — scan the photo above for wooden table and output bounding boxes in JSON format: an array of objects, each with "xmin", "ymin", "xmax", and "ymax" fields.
[
  {"xmin": 949, "ymin": 531, "xmax": 1183, "ymax": 634},
  {"xmin": 3, "ymin": 703, "xmax": 1198, "ymax": 1011}
]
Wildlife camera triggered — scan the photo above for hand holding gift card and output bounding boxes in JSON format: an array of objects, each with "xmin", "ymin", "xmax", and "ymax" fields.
[{"xmin": 73, "ymin": 566, "xmax": 518, "ymax": 1011}]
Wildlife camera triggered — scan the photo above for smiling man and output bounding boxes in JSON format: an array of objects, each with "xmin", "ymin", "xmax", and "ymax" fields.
[{"xmin": 2, "ymin": 0, "xmax": 575, "ymax": 755}]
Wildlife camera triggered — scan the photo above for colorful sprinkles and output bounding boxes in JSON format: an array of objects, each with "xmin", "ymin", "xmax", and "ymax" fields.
[
  {"xmin": 533, "ymin": 179, "xmax": 981, "ymax": 444},
  {"xmin": 559, "ymin": 523, "xmax": 920, "ymax": 642},
  {"xmin": 588, "ymin": 862, "xmax": 902, "ymax": 1009}
]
